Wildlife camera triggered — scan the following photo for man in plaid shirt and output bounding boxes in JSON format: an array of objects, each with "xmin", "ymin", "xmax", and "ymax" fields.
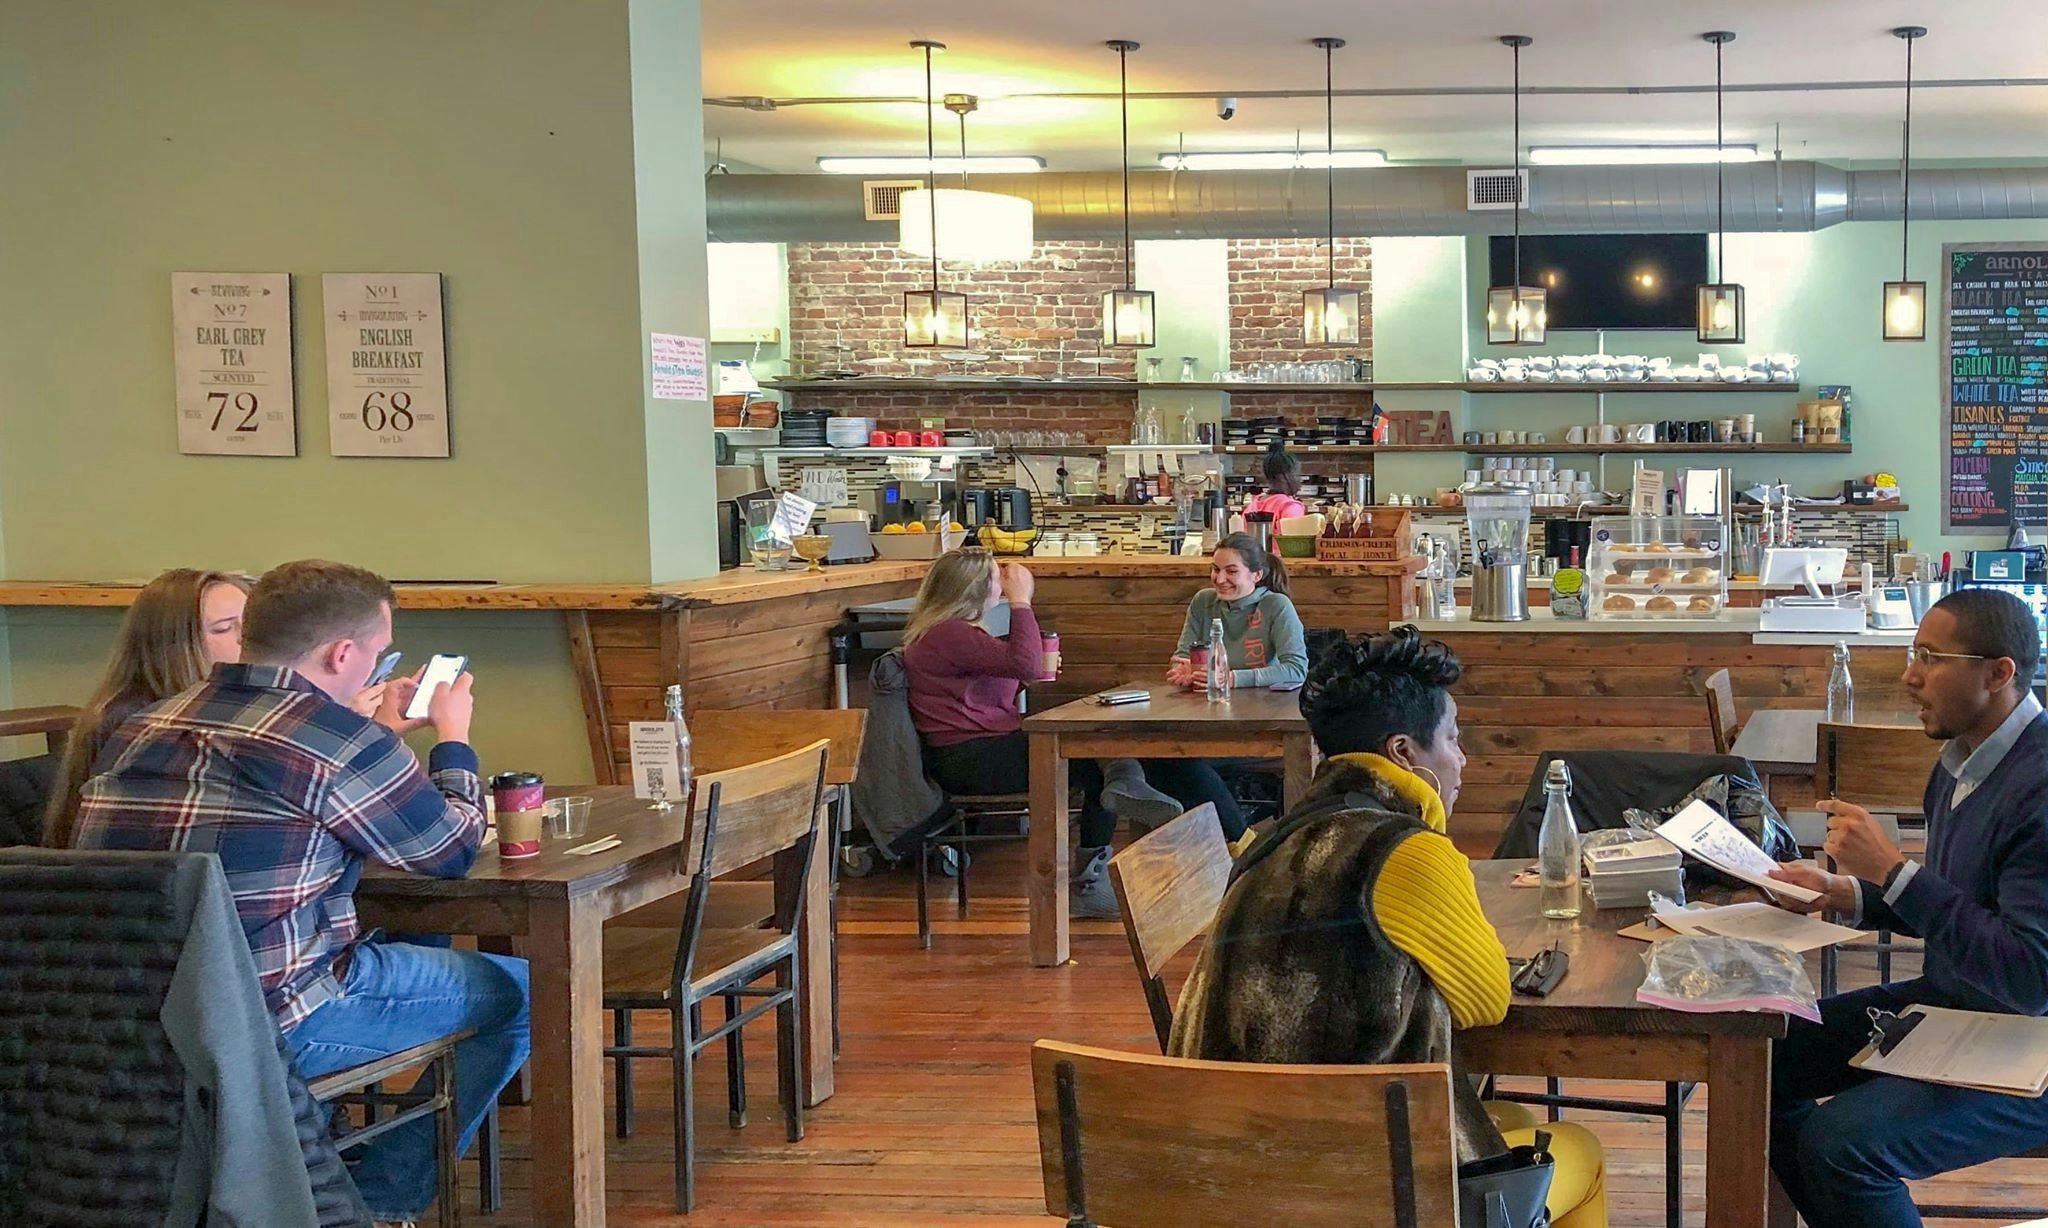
[{"xmin": 74, "ymin": 560, "xmax": 527, "ymax": 1227}]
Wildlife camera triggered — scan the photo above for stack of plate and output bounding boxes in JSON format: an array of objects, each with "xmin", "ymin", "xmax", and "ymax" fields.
[
  {"xmin": 779, "ymin": 410, "xmax": 831, "ymax": 448},
  {"xmin": 1581, "ymin": 828, "xmax": 1684, "ymax": 910},
  {"xmin": 825, "ymin": 416, "xmax": 875, "ymax": 448}
]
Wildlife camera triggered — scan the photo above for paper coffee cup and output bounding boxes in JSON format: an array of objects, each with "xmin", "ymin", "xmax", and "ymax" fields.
[{"xmin": 498, "ymin": 807, "xmax": 543, "ymax": 858}]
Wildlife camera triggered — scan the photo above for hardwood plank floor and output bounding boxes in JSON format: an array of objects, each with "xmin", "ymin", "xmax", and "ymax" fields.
[{"xmin": 451, "ymin": 842, "xmax": 2044, "ymax": 1226}]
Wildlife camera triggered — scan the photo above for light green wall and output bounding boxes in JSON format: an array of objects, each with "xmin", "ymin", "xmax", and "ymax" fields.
[
  {"xmin": 1138, "ymin": 239, "xmax": 1230, "ymax": 430},
  {"xmin": 1458, "ymin": 222, "xmax": 2044, "ymax": 555},
  {"xmin": 631, "ymin": 0, "xmax": 716, "ymax": 580},
  {"xmin": 1368, "ymin": 237, "xmax": 1474, "ymax": 498},
  {"xmin": 0, "ymin": 1, "xmax": 709, "ymax": 779},
  {"xmin": 0, "ymin": 0, "xmax": 692, "ymax": 584}
]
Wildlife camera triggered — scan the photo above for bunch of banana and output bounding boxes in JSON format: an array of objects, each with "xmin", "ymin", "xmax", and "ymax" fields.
[{"xmin": 976, "ymin": 523, "xmax": 1040, "ymax": 555}]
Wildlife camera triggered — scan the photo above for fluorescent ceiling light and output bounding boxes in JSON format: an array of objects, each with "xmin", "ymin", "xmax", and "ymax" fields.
[
  {"xmin": 817, "ymin": 155, "xmax": 1045, "ymax": 175},
  {"xmin": 1159, "ymin": 150, "xmax": 1388, "ymax": 171},
  {"xmin": 1527, "ymin": 144, "xmax": 1762, "ymax": 165}
]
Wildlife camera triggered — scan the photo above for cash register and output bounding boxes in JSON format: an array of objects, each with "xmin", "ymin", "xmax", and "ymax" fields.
[{"xmin": 1757, "ymin": 547, "xmax": 1866, "ymax": 634}]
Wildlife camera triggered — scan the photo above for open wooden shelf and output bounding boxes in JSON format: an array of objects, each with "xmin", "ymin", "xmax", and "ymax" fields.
[
  {"xmin": 765, "ymin": 378, "xmax": 1801, "ymax": 395},
  {"xmin": 1219, "ymin": 442, "xmax": 1850, "ymax": 456}
]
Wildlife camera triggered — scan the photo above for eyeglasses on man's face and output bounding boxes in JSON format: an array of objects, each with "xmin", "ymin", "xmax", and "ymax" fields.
[{"xmin": 1907, "ymin": 645, "xmax": 1990, "ymax": 668}]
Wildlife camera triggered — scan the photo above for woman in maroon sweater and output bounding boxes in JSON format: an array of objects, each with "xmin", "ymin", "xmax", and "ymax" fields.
[{"xmin": 904, "ymin": 548, "xmax": 1175, "ymax": 916}]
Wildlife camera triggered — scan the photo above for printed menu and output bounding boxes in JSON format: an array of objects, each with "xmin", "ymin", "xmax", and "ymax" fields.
[{"xmin": 1945, "ymin": 246, "xmax": 2048, "ymax": 531}]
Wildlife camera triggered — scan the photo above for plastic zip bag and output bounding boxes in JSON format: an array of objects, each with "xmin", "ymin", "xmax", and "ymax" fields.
[{"xmin": 1636, "ymin": 934, "xmax": 1821, "ymax": 1023}]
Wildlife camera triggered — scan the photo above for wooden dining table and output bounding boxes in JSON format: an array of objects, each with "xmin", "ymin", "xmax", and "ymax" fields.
[
  {"xmin": 356, "ymin": 710, "xmax": 864, "ymax": 1228},
  {"xmin": 1022, "ymin": 682, "xmax": 1314, "ymax": 967},
  {"xmin": 1461, "ymin": 859, "xmax": 1788, "ymax": 1228}
]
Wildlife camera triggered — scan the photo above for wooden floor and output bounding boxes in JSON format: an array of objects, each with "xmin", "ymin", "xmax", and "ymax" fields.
[{"xmin": 453, "ymin": 842, "xmax": 2048, "ymax": 1227}]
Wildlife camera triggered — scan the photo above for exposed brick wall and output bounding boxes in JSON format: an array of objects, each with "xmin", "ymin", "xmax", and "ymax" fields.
[
  {"xmin": 1226, "ymin": 237, "xmax": 1373, "ymax": 366},
  {"xmin": 780, "ymin": 387, "xmax": 1135, "ymax": 445},
  {"xmin": 787, "ymin": 241, "xmax": 1136, "ymax": 379}
]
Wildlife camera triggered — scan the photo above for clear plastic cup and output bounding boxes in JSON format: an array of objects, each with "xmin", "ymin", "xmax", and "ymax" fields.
[{"xmin": 545, "ymin": 795, "xmax": 593, "ymax": 840}]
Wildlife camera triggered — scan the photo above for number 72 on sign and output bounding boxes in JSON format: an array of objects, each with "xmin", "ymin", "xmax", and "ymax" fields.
[{"xmin": 171, "ymin": 271, "xmax": 298, "ymax": 456}]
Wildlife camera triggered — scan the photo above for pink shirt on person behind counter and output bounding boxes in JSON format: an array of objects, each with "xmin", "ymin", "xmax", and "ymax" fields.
[
  {"xmin": 904, "ymin": 605, "xmax": 1043, "ymax": 747},
  {"xmin": 1244, "ymin": 491, "xmax": 1305, "ymax": 521}
]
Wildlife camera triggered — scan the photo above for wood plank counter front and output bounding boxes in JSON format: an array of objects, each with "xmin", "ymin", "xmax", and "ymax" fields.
[{"xmin": 0, "ymin": 561, "xmax": 1906, "ymax": 858}]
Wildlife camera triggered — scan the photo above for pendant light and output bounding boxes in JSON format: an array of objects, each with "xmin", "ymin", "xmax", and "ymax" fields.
[
  {"xmin": 1303, "ymin": 37, "xmax": 1362, "ymax": 346},
  {"xmin": 1485, "ymin": 35, "xmax": 1546, "ymax": 346},
  {"xmin": 898, "ymin": 94, "xmax": 1035, "ymax": 263},
  {"xmin": 1695, "ymin": 31, "xmax": 1745, "ymax": 344},
  {"xmin": 1101, "ymin": 39, "xmax": 1155, "ymax": 348},
  {"xmin": 902, "ymin": 40, "xmax": 967, "ymax": 349},
  {"xmin": 1883, "ymin": 25, "xmax": 1928, "ymax": 342}
]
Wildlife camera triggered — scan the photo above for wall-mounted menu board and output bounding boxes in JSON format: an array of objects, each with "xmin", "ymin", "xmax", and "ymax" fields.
[{"xmin": 1944, "ymin": 243, "xmax": 2048, "ymax": 532}]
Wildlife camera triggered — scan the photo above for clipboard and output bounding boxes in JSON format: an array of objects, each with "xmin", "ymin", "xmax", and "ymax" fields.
[{"xmin": 1850, "ymin": 1005, "xmax": 2048, "ymax": 1097}]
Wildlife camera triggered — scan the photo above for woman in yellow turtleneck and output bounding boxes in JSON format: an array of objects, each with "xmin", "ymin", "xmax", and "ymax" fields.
[{"xmin": 1169, "ymin": 626, "xmax": 1606, "ymax": 1228}]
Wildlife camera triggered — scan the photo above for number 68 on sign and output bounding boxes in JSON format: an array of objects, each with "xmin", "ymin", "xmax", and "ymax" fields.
[
  {"xmin": 323, "ymin": 272, "xmax": 451, "ymax": 457},
  {"xmin": 171, "ymin": 272, "xmax": 298, "ymax": 456}
]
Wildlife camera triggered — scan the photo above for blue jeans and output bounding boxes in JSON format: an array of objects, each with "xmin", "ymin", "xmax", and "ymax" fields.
[
  {"xmin": 1770, "ymin": 981, "xmax": 2048, "ymax": 1227},
  {"xmin": 286, "ymin": 940, "xmax": 531, "ymax": 1221}
]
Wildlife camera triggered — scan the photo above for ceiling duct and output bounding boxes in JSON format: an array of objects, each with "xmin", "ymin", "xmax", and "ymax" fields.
[{"xmin": 706, "ymin": 162, "xmax": 2048, "ymax": 242}]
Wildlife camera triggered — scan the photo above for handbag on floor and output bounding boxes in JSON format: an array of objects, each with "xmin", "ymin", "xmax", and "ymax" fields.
[{"xmin": 1457, "ymin": 1129, "xmax": 1555, "ymax": 1228}]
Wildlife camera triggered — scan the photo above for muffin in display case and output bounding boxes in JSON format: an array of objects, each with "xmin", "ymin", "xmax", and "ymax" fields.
[{"xmin": 1586, "ymin": 516, "xmax": 1727, "ymax": 618}]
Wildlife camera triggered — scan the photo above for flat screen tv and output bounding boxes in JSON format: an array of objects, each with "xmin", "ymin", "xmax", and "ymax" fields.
[{"xmin": 1486, "ymin": 233, "xmax": 1709, "ymax": 331}]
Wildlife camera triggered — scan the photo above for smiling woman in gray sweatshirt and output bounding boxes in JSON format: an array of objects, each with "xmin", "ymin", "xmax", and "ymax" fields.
[{"xmin": 1151, "ymin": 533, "xmax": 1309, "ymax": 839}]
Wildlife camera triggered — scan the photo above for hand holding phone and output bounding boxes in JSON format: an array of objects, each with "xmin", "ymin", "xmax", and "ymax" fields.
[
  {"xmin": 405, "ymin": 653, "xmax": 469, "ymax": 721},
  {"xmin": 368, "ymin": 651, "xmax": 403, "ymax": 687}
]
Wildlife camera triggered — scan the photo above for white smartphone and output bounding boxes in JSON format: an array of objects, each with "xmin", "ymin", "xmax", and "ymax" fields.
[{"xmin": 404, "ymin": 653, "xmax": 468, "ymax": 721}]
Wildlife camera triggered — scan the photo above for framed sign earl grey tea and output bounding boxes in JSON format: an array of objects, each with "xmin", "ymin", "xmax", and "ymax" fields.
[
  {"xmin": 322, "ymin": 272, "xmax": 450, "ymax": 457},
  {"xmin": 171, "ymin": 272, "xmax": 297, "ymax": 456}
]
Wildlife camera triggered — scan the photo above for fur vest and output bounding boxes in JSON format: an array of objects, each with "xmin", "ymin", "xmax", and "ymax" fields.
[{"xmin": 1167, "ymin": 756, "xmax": 1507, "ymax": 1161}]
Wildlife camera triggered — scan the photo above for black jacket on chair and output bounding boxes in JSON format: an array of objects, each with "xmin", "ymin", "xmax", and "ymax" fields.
[
  {"xmin": 0, "ymin": 848, "xmax": 371, "ymax": 1228},
  {"xmin": 1491, "ymin": 749, "xmax": 1795, "ymax": 865}
]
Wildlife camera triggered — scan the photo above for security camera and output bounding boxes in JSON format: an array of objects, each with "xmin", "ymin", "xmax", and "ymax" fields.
[{"xmin": 1217, "ymin": 96, "xmax": 1238, "ymax": 122}]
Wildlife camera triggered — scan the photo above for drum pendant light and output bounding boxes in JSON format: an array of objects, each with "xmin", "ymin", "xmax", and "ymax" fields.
[
  {"xmin": 1303, "ymin": 37, "xmax": 1362, "ymax": 346},
  {"xmin": 1883, "ymin": 26, "xmax": 1928, "ymax": 342},
  {"xmin": 902, "ymin": 40, "xmax": 967, "ymax": 348},
  {"xmin": 1485, "ymin": 35, "xmax": 1546, "ymax": 346},
  {"xmin": 1695, "ymin": 31, "xmax": 1745, "ymax": 344},
  {"xmin": 1101, "ymin": 39, "xmax": 1155, "ymax": 348},
  {"xmin": 898, "ymin": 94, "xmax": 1034, "ymax": 263}
]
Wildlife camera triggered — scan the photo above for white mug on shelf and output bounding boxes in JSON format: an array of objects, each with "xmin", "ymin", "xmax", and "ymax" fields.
[
  {"xmin": 1566, "ymin": 426, "xmax": 1588, "ymax": 444},
  {"xmin": 1598, "ymin": 424, "xmax": 1622, "ymax": 444}
]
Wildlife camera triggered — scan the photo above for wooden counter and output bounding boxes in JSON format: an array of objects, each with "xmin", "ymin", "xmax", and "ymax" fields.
[
  {"xmin": 1422, "ymin": 620, "xmax": 1910, "ymax": 849},
  {"xmin": 6, "ymin": 556, "xmax": 1902, "ymax": 854}
]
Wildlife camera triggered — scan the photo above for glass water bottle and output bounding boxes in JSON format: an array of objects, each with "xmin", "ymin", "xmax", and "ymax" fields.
[{"xmin": 1537, "ymin": 760, "xmax": 1583, "ymax": 920}]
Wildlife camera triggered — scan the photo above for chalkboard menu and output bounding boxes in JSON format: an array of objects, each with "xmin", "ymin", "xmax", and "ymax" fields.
[{"xmin": 1944, "ymin": 243, "xmax": 2048, "ymax": 532}]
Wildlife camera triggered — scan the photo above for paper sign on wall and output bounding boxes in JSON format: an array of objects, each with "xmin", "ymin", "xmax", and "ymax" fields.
[
  {"xmin": 628, "ymin": 721, "xmax": 686, "ymax": 802},
  {"xmin": 652, "ymin": 333, "xmax": 707, "ymax": 400},
  {"xmin": 171, "ymin": 272, "xmax": 298, "ymax": 456},
  {"xmin": 323, "ymin": 272, "xmax": 451, "ymax": 457}
]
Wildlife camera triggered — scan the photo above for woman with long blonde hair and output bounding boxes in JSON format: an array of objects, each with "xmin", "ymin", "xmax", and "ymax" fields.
[
  {"xmin": 903, "ymin": 548, "xmax": 1177, "ymax": 917},
  {"xmin": 42, "ymin": 568, "xmax": 251, "ymax": 848}
]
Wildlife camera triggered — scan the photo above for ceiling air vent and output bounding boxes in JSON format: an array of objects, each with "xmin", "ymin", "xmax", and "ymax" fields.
[
  {"xmin": 1467, "ymin": 168, "xmax": 1528, "ymax": 211},
  {"xmin": 862, "ymin": 179, "xmax": 924, "ymax": 221}
]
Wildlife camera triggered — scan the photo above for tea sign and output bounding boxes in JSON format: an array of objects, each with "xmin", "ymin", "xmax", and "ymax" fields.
[
  {"xmin": 171, "ymin": 272, "xmax": 297, "ymax": 456},
  {"xmin": 323, "ymin": 272, "xmax": 450, "ymax": 457}
]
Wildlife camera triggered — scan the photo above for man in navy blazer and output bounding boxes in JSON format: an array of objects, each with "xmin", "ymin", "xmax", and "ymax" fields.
[{"xmin": 1768, "ymin": 588, "xmax": 2048, "ymax": 1227}]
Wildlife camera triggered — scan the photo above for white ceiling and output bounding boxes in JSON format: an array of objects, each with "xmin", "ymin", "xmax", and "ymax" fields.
[{"xmin": 701, "ymin": 0, "xmax": 2048, "ymax": 172}]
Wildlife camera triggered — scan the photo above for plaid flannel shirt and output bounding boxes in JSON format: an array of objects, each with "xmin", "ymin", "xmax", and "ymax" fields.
[{"xmin": 72, "ymin": 662, "xmax": 485, "ymax": 1030}]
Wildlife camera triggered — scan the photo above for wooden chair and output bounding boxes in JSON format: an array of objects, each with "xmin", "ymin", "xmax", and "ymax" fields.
[
  {"xmin": 310, "ymin": 1032, "xmax": 469, "ymax": 1228},
  {"xmin": 1703, "ymin": 668, "xmax": 1741, "ymax": 755},
  {"xmin": 915, "ymin": 789, "xmax": 1032, "ymax": 949},
  {"xmin": 1816, "ymin": 721, "xmax": 1943, "ymax": 995},
  {"xmin": 602, "ymin": 740, "xmax": 829, "ymax": 1212},
  {"xmin": 1030, "ymin": 1040, "xmax": 1458, "ymax": 1228},
  {"xmin": 1105, "ymin": 803, "xmax": 1232, "ymax": 1052}
]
